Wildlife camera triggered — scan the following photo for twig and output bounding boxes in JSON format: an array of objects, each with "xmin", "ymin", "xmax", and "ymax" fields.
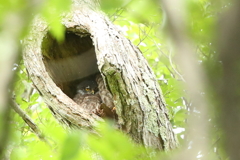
[
  {"xmin": 137, "ymin": 24, "xmax": 153, "ymax": 47},
  {"xmin": 11, "ymin": 100, "xmax": 49, "ymax": 144},
  {"xmin": 151, "ymin": 38, "xmax": 185, "ymax": 82}
]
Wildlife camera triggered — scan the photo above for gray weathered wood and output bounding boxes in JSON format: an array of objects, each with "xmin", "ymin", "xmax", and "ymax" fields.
[{"xmin": 23, "ymin": 2, "xmax": 178, "ymax": 150}]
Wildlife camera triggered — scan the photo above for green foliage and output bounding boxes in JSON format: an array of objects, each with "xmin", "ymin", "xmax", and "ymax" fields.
[
  {"xmin": 87, "ymin": 122, "xmax": 148, "ymax": 160},
  {"xmin": 104, "ymin": 0, "xmax": 187, "ymax": 140},
  {"xmin": 41, "ymin": 0, "xmax": 71, "ymax": 41},
  {"xmin": 0, "ymin": 0, "xmax": 71, "ymax": 41},
  {"xmin": 0, "ymin": 0, "xmax": 229, "ymax": 159},
  {"xmin": 11, "ymin": 62, "xmax": 152, "ymax": 160}
]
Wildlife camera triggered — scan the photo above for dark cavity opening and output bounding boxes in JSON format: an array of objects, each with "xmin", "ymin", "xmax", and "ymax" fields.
[{"xmin": 41, "ymin": 31, "xmax": 99, "ymax": 98}]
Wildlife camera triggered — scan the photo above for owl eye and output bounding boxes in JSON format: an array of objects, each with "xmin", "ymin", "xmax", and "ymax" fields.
[
  {"xmin": 85, "ymin": 86, "xmax": 94, "ymax": 94},
  {"xmin": 85, "ymin": 88, "xmax": 91, "ymax": 91}
]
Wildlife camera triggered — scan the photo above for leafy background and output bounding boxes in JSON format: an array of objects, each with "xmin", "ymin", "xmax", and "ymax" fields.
[{"xmin": 1, "ymin": 0, "xmax": 231, "ymax": 159}]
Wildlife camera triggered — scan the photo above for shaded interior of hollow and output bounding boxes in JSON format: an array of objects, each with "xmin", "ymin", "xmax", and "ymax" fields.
[
  {"xmin": 41, "ymin": 30, "xmax": 100, "ymax": 101},
  {"xmin": 41, "ymin": 29, "xmax": 117, "ymax": 120}
]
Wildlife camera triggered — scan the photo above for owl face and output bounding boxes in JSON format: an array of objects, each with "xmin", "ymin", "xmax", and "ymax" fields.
[{"xmin": 76, "ymin": 79, "xmax": 98, "ymax": 95}]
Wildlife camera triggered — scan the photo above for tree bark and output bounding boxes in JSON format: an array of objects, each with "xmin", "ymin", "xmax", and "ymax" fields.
[
  {"xmin": 23, "ymin": 2, "xmax": 178, "ymax": 150},
  {"xmin": 216, "ymin": 1, "xmax": 240, "ymax": 159}
]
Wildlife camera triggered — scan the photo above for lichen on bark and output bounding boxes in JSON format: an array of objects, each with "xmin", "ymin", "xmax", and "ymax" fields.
[{"xmin": 23, "ymin": 1, "xmax": 178, "ymax": 150}]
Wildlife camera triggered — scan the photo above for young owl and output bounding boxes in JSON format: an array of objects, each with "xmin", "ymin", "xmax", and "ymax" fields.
[
  {"xmin": 73, "ymin": 75, "xmax": 115, "ymax": 118},
  {"xmin": 73, "ymin": 79, "xmax": 102, "ymax": 114}
]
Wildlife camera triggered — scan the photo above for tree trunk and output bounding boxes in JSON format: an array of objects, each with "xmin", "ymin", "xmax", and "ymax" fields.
[
  {"xmin": 23, "ymin": 1, "xmax": 178, "ymax": 150},
  {"xmin": 216, "ymin": 1, "xmax": 240, "ymax": 159}
]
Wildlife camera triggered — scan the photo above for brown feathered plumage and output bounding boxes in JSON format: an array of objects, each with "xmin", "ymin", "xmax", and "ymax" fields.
[{"xmin": 73, "ymin": 74, "xmax": 116, "ymax": 118}]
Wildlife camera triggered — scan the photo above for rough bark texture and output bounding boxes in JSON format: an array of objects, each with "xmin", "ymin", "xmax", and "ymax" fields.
[
  {"xmin": 23, "ymin": 18, "xmax": 101, "ymax": 130},
  {"xmin": 23, "ymin": 2, "xmax": 178, "ymax": 150}
]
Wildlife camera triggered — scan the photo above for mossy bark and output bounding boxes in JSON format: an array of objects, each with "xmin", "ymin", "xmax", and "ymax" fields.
[{"xmin": 23, "ymin": 2, "xmax": 178, "ymax": 150}]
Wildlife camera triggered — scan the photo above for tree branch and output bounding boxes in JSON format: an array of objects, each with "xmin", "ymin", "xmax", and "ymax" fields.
[{"xmin": 11, "ymin": 100, "xmax": 48, "ymax": 143}]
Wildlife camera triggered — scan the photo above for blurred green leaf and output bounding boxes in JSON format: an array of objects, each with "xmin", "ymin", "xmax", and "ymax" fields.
[
  {"xmin": 88, "ymin": 122, "xmax": 148, "ymax": 160},
  {"xmin": 40, "ymin": 0, "xmax": 71, "ymax": 41},
  {"xmin": 30, "ymin": 92, "xmax": 39, "ymax": 102},
  {"xmin": 60, "ymin": 131, "xmax": 81, "ymax": 160}
]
